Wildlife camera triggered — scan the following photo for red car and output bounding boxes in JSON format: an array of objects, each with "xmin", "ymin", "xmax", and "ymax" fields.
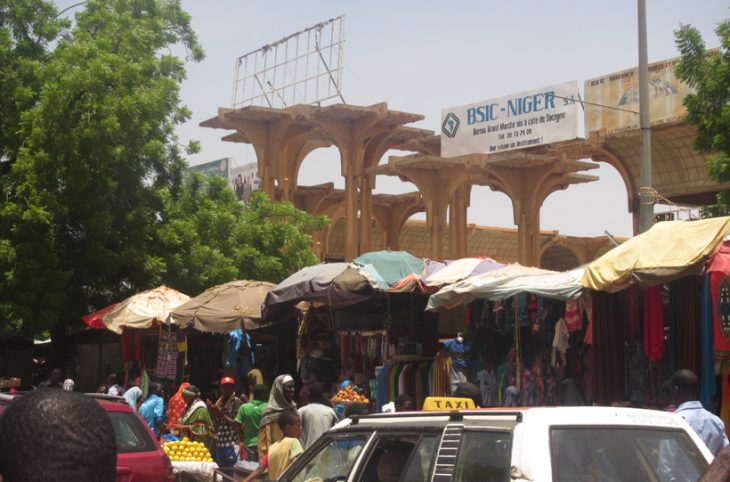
[{"xmin": 0, "ymin": 392, "xmax": 174, "ymax": 482}]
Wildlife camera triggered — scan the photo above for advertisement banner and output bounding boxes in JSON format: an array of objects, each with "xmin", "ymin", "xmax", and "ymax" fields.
[
  {"xmin": 229, "ymin": 162, "xmax": 260, "ymax": 203},
  {"xmin": 584, "ymin": 56, "xmax": 692, "ymax": 135},
  {"xmin": 441, "ymin": 81, "xmax": 580, "ymax": 157},
  {"xmin": 188, "ymin": 157, "xmax": 230, "ymax": 178}
]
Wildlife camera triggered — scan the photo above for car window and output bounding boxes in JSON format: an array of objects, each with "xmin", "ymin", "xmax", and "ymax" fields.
[
  {"xmin": 398, "ymin": 435, "xmax": 438, "ymax": 482},
  {"xmin": 356, "ymin": 434, "xmax": 437, "ymax": 482},
  {"xmin": 288, "ymin": 435, "xmax": 369, "ymax": 482},
  {"xmin": 453, "ymin": 430, "xmax": 512, "ymax": 482},
  {"xmin": 551, "ymin": 427, "xmax": 709, "ymax": 482},
  {"xmin": 107, "ymin": 411, "xmax": 157, "ymax": 453}
]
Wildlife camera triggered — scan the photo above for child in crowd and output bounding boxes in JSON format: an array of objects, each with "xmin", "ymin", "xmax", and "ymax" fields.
[{"xmin": 243, "ymin": 409, "xmax": 303, "ymax": 482}]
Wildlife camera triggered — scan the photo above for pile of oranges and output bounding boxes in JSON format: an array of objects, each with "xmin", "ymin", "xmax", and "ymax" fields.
[
  {"xmin": 332, "ymin": 385, "xmax": 369, "ymax": 403},
  {"xmin": 163, "ymin": 437, "xmax": 214, "ymax": 463}
]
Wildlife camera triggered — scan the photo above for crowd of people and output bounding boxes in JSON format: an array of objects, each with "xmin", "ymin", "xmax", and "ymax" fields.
[
  {"xmin": 26, "ymin": 368, "xmax": 376, "ymax": 477},
  {"xmin": 7, "ymin": 364, "xmax": 730, "ymax": 481}
]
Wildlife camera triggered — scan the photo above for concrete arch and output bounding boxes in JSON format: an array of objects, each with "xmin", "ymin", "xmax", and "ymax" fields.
[
  {"xmin": 540, "ymin": 243, "xmax": 581, "ymax": 271},
  {"xmin": 591, "ymin": 146, "xmax": 638, "ymax": 213}
]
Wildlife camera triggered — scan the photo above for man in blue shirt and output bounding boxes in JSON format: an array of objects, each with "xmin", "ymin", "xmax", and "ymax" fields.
[
  {"xmin": 671, "ymin": 369, "xmax": 729, "ymax": 455},
  {"xmin": 139, "ymin": 382, "xmax": 165, "ymax": 437}
]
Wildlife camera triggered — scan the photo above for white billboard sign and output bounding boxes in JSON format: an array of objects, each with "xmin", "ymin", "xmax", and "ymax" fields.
[{"xmin": 441, "ymin": 81, "xmax": 581, "ymax": 157}]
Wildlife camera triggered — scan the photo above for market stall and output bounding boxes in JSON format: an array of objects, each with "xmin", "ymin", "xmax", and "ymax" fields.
[{"xmin": 579, "ymin": 217, "xmax": 730, "ymax": 413}]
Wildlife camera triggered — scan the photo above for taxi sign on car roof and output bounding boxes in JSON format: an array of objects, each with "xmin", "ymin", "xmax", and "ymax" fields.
[{"xmin": 422, "ymin": 396, "xmax": 475, "ymax": 411}]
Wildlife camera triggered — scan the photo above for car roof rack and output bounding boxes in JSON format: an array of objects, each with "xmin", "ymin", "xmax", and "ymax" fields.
[{"xmin": 349, "ymin": 410, "xmax": 524, "ymax": 425}]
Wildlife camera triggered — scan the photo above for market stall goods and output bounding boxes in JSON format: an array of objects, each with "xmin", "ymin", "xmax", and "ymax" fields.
[
  {"xmin": 163, "ymin": 438, "xmax": 214, "ymax": 462},
  {"xmin": 332, "ymin": 385, "xmax": 369, "ymax": 403}
]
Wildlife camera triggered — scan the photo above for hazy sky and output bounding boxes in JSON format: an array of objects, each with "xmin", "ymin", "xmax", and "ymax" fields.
[{"xmin": 62, "ymin": 1, "xmax": 730, "ymax": 238}]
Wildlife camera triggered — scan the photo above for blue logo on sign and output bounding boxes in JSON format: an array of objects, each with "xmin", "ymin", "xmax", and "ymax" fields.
[{"xmin": 442, "ymin": 112, "xmax": 460, "ymax": 138}]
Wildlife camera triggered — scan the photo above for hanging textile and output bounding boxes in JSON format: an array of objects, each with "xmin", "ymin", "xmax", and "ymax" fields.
[
  {"xmin": 591, "ymin": 290, "xmax": 626, "ymax": 405},
  {"xmin": 643, "ymin": 286, "xmax": 665, "ymax": 363},
  {"xmin": 551, "ymin": 318, "xmax": 569, "ymax": 368},
  {"xmin": 121, "ymin": 328, "xmax": 141, "ymax": 362},
  {"xmin": 564, "ymin": 300, "xmax": 582, "ymax": 332},
  {"xmin": 675, "ymin": 276, "xmax": 701, "ymax": 373},
  {"xmin": 701, "ymin": 275, "xmax": 716, "ymax": 410},
  {"xmin": 226, "ymin": 329, "xmax": 254, "ymax": 380},
  {"xmin": 155, "ymin": 331, "xmax": 178, "ymax": 380},
  {"xmin": 625, "ymin": 285, "xmax": 641, "ymax": 342},
  {"xmin": 432, "ymin": 351, "xmax": 452, "ymax": 397},
  {"xmin": 711, "ymin": 272, "xmax": 730, "ymax": 360},
  {"xmin": 721, "ymin": 361, "xmax": 730, "ymax": 439}
]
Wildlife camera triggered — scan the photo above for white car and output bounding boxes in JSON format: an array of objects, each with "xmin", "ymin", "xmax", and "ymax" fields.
[{"xmin": 279, "ymin": 405, "xmax": 713, "ymax": 482}]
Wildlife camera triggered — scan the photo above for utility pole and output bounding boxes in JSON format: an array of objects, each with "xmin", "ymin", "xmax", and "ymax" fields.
[{"xmin": 638, "ymin": 0, "xmax": 654, "ymax": 233}]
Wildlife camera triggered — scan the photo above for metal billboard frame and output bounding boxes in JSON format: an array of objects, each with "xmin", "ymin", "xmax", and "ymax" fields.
[{"xmin": 232, "ymin": 16, "xmax": 345, "ymax": 109}]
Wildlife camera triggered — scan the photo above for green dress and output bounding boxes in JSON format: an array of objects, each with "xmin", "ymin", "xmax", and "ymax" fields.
[{"xmin": 180, "ymin": 400, "xmax": 215, "ymax": 448}]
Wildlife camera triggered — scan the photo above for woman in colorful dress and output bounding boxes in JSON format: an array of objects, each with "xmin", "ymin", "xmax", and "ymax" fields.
[
  {"xmin": 172, "ymin": 385, "xmax": 215, "ymax": 450},
  {"xmin": 167, "ymin": 382, "xmax": 190, "ymax": 430}
]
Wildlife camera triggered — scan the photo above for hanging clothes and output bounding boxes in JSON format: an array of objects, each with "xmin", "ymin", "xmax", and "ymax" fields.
[
  {"xmin": 564, "ymin": 300, "xmax": 582, "ymax": 332},
  {"xmin": 432, "ymin": 351, "xmax": 452, "ymax": 397},
  {"xmin": 701, "ymin": 275, "xmax": 716, "ymax": 410},
  {"xmin": 592, "ymin": 290, "xmax": 626, "ymax": 405},
  {"xmin": 643, "ymin": 286, "xmax": 666, "ymax": 363},
  {"xmin": 675, "ymin": 276, "xmax": 701, "ymax": 373},
  {"xmin": 551, "ymin": 318, "xmax": 569, "ymax": 368},
  {"xmin": 226, "ymin": 329, "xmax": 254, "ymax": 380},
  {"xmin": 625, "ymin": 285, "xmax": 642, "ymax": 342},
  {"xmin": 121, "ymin": 328, "xmax": 141, "ymax": 362},
  {"xmin": 711, "ymin": 272, "xmax": 730, "ymax": 360},
  {"xmin": 155, "ymin": 331, "xmax": 178, "ymax": 380}
]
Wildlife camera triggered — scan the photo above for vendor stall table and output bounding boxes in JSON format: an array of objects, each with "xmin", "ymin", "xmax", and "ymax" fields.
[{"xmin": 172, "ymin": 460, "xmax": 219, "ymax": 481}]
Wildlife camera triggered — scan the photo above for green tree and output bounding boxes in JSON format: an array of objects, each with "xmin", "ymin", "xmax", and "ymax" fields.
[
  {"xmin": 152, "ymin": 173, "xmax": 328, "ymax": 296},
  {"xmin": 0, "ymin": 0, "xmax": 203, "ymax": 338},
  {"xmin": 0, "ymin": 0, "xmax": 68, "ymax": 167},
  {"xmin": 675, "ymin": 19, "xmax": 730, "ymax": 212}
]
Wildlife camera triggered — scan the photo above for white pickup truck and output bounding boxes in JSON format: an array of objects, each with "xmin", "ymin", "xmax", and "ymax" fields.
[{"xmin": 278, "ymin": 405, "xmax": 713, "ymax": 482}]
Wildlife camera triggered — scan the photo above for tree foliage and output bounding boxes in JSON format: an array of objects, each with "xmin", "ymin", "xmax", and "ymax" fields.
[
  {"xmin": 0, "ymin": 0, "xmax": 68, "ymax": 167},
  {"xmin": 152, "ymin": 175, "xmax": 328, "ymax": 296},
  {"xmin": 0, "ymin": 1, "xmax": 326, "ymax": 339},
  {"xmin": 675, "ymin": 19, "xmax": 730, "ymax": 209}
]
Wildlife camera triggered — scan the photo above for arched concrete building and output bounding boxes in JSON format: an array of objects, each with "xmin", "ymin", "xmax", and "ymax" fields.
[{"xmin": 201, "ymin": 55, "xmax": 725, "ymax": 267}]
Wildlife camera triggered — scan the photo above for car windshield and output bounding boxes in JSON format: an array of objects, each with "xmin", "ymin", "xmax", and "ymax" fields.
[
  {"xmin": 551, "ymin": 426, "xmax": 709, "ymax": 482},
  {"xmin": 107, "ymin": 411, "xmax": 157, "ymax": 453},
  {"xmin": 289, "ymin": 434, "xmax": 369, "ymax": 482}
]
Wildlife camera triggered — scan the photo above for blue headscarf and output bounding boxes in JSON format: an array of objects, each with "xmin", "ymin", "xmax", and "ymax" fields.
[{"xmin": 335, "ymin": 380, "xmax": 352, "ymax": 420}]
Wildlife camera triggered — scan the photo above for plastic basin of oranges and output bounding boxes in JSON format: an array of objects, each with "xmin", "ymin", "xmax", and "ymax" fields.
[{"xmin": 163, "ymin": 437, "xmax": 214, "ymax": 463}]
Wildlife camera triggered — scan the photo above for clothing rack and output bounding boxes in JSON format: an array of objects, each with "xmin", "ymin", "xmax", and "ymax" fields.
[{"xmin": 337, "ymin": 329, "xmax": 387, "ymax": 336}]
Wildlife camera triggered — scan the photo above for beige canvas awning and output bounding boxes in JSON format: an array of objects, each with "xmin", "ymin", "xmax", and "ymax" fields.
[
  {"xmin": 102, "ymin": 285, "xmax": 190, "ymax": 334},
  {"xmin": 170, "ymin": 280, "xmax": 276, "ymax": 333},
  {"xmin": 581, "ymin": 217, "xmax": 730, "ymax": 292}
]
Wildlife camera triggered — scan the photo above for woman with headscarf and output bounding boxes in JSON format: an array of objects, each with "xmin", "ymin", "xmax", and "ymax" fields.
[
  {"xmin": 334, "ymin": 380, "xmax": 352, "ymax": 420},
  {"xmin": 257, "ymin": 374, "xmax": 296, "ymax": 459},
  {"xmin": 172, "ymin": 385, "xmax": 215, "ymax": 449},
  {"xmin": 247, "ymin": 369, "xmax": 264, "ymax": 400},
  {"xmin": 167, "ymin": 382, "xmax": 190, "ymax": 429},
  {"xmin": 123, "ymin": 386, "xmax": 143, "ymax": 412}
]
